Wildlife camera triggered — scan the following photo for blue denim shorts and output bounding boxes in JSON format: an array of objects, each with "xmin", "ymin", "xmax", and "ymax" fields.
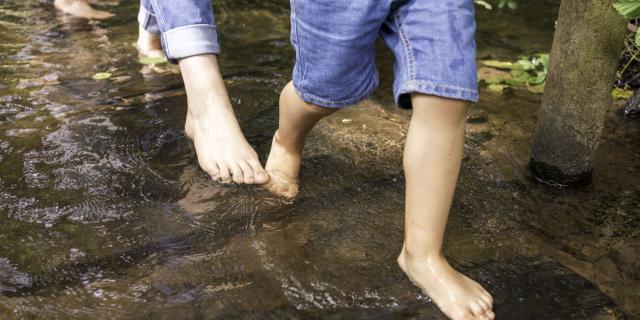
[
  {"xmin": 138, "ymin": 0, "xmax": 220, "ymax": 62},
  {"xmin": 290, "ymin": 0, "xmax": 478, "ymax": 108}
]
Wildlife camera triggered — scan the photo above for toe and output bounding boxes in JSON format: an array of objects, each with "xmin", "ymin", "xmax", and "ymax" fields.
[
  {"xmin": 217, "ymin": 163, "xmax": 232, "ymax": 184},
  {"xmin": 470, "ymin": 302, "xmax": 486, "ymax": 319},
  {"xmin": 477, "ymin": 298, "xmax": 490, "ymax": 311},
  {"xmin": 263, "ymin": 171, "xmax": 299, "ymax": 198},
  {"xmin": 230, "ymin": 163, "xmax": 244, "ymax": 184},
  {"xmin": 479, "ymin": 290, "xmax": 493, "ymax": 308},
  {"xmin": 199, "ymin": 160, "xmax": 221, "ymax": 180},
  {"xmin": 239, "ymin": 160, "xmax": 255, "ymax": 184},
  {"xmin": 449, "ymin": 309, "xmax": 474, "ymax": 320},
  {"xmin": 209, "ymin": 164, "xmax": 221, "ymax": 181},
  {"xmin": 485, "ymin": 310, "xmax": 495, "ymax": 320},
  {"xmin": 248, "ymin": 158, "xmax": 269, "ymax": 184}
]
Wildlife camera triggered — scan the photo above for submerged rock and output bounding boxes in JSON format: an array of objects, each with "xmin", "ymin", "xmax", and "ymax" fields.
[
  {"xmin": 623, "ymin": 90, "xmax": 640, "ymax": 119},
  {"xmin": 0, "ymin": 258, "xmax": 32, "ymax": 293}
]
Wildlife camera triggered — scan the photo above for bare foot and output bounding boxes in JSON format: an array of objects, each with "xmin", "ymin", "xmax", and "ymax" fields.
[
  {"xmin": 135, "ymin": 26, "xmax": 164, "ymax": 58},
  {"xmin": 183, "ymin": 97, "xmax": 269, "ymax": 185},
  {"xmin": 263, "ymin": 130, "xmax": 301, "ymax": 198},
  {"xmin": 54, "ymin": 0, "xmax": 114, "ymax": 19},
  {"xmin": 398, "ymin": 248, "xmax": 495, "ymax": 320}
]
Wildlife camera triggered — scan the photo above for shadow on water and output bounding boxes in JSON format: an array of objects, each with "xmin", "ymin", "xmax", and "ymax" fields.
[{"xmin": 0, "ymin": 0, "xmax": 637, "ymax": 319}]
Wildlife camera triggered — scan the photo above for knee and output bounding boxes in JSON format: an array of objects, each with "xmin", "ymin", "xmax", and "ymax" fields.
[
  {"xmin": 281, "ymin": 82, "xmax": 338, "ymax": 117},
  {"xmin": 411, "ymin": 94, "xmax": 469, "ymax": 126}
]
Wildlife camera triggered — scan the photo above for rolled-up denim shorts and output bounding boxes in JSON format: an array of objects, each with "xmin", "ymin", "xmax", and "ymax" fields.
[
  {"xmin": 290, "ymin": 0, "xmax": 478, "ymax": 109},
  {"xmin": 138, "ymin": 0, "xmax": 221, "ymax": 62}
]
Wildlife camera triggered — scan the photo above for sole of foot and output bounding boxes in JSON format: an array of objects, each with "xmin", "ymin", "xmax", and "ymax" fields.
[
  {"xmin": 54, "ymin": 0, "xmax": 114, "ymax": 19},
  {"xmin": 184, "ymin": 109, "xmax": 269, "ymax": 185},
  {"xmin": 263, "ymin": 131, "xmax": 301, "ymax": 199},
  {"xmin": 397, "ymin": 249, "xmax": 495, "ymax": 320}
]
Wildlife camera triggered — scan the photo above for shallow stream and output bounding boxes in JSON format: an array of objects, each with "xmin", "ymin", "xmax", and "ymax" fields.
[{"xmin": 0, "ymin": 0, "xmax": 638, "ymax": 319}]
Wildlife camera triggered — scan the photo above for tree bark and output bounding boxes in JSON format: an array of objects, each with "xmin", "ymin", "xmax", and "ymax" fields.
[{"xmin": 529, "ymin": 0, "xmax": 627, "ymax": 187}]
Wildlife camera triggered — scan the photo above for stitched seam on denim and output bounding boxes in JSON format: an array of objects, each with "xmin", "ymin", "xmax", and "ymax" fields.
[
  {"xmin": 141, "ymin": 5, "xmax": 155, "ymax": 17},
  {"xmin": 150, "ymin": 0, "xmax": 170, "ymax": 55},
  {"xmin": 291, "ymin": 0, "xmax": 305, "ymax": 85},
  {"xmin": 294, "ymin": 82, "xmax": 377, "ymax": 108},
  {"xmin": 393, "ymin": 10, "xmax": 416, "ymax": 81},
  {"xmin": 402, "ymin": 80, "xmax": 477, "ymax": 94},
  {"xmin": 163, "ymin": 24, "xmax": 217, "ymax": 33}
]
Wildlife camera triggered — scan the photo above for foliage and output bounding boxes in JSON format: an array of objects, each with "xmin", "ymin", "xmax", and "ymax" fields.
[
  {"xmin": 613, "ymin": 0, "xmax": 640, "ymax": 91},
  {"xmin": 614, "ymin": 0, "xmax": 640, "ymax": 48},
  {"xmin": 612, "ymin": 87, "xmax": 634, "ymax": 99},
  {"xmin": 613, "ymin": 0, "xmax": 640, "ymax": 19},
  {"xmin": 478, "ymin": 53, "xmax": 549, "ymax": 94}
]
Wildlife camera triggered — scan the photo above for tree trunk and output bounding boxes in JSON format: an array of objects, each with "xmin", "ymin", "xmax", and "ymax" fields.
[{"xmin": 529, "ymin": 0, "xmax": 627, "ymax": 187}]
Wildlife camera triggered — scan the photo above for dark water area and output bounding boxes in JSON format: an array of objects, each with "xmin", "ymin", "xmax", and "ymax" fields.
[{"xmin": 0, "ymin": 0, "xmax": 638, "ymax": 319}]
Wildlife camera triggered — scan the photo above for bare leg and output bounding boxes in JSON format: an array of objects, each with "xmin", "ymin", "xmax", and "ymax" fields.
[
  {"xmin": 54, "ymin": 0, "xmax": 114, "ymax": 19},
  {"xmin": 397, "ymin": 94, "xmax": 494, "ymax": 320},
  {"xmin": 136, "ymin": 26, "xmax": 163, "ymax": 58},
  {"xmin": 263, "ymin": 81, "xmax": 337, "ymax": 198},
  {"xmin": 180, "ymin": 54, "xmax": 269, "ymax": 185}
]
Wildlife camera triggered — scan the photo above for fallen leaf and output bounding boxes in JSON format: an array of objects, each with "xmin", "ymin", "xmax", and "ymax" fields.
[
  {"xmin": 92, "ymin": 72, "xmax": 112, "ymax": 80},
  {"xmin": 139, "ymin": 56, "xmax": 168, "ymax": 65},
  {"xmin": 612, "ymin": 88, "xmax": 634, "ymax": 99},
  {"xmin": 487, "ymin": 84, "xmax": 508, "ymax": 92}
]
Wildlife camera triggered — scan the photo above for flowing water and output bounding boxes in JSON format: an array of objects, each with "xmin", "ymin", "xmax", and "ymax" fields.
[{"xmin": 0, "ymin": 0, "xmax": 638, "ymax": 319}]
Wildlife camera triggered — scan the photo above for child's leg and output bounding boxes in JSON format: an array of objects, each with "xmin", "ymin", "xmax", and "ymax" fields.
[
  {"xmin": 180, "ymin": 54, "xmax": 269, "ymax": 184},
  {"xmin": 398, "ymin": 94, "xmax": 494, "ymax": 320},
  {"xmin": 136, "ymin": 0, "xmax": 163, "ymax": 58},
  {"xmin": 54, "ymin": 0, "xmax": 114, "ymax": 19},
  {"xmin": 263, "ymin": 82, "xmax": 337, "ymax": 198},
  {"xmin": 142, "ymin": 0, "xmax": 268, "ymax": 184}
]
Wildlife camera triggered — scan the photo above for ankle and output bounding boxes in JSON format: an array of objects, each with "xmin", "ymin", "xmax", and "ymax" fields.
[
  {"xmin": 273, "ymin": 130, "xmax": 305, "ymax": 155},
  {"xmin": 401, "ymin": 244, "xmax": 444, "ymax": 263}
]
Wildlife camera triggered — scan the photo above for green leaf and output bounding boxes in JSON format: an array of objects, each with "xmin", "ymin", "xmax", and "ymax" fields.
[
  {"xmin": 613, "ymin": 0, "xmax": 640, "ymax": 19},
  {"xmin": 635, "ymin": 29, "xmax": 640, "ymax": 48},
  {"xmin": 92, "ymin": 72, "xmax": 112, "ymax": 80},
  {"xmin": 139, "ymin": 56, "xmax": 168, "ymax": 65},
  {"xmin": 482, "ymin": 60, "xmax": 520, "ymax": 69},
  {"xmin": 612, "ymin": 87, "xmax": 634, "ymax": 99},
  {"xmin": 482, "ymin": 76, "xmax": 506, "ymax": 84},
  {"xmin": 530, "ymin": 71, "xmax": 547, "ymax": 85},
  {"xmin": 536, "ymin": 53, "xmax": 550, "ymax": 70},
  {"xmin": 517, "ymin": 59, "xmax": 535, "ymax": 70},
  {"xmin": 510, "ymin": 69, "xmax": 534, "ymax": 83},
  {"xmin": 487, "ymin": 84, "xmax": 508, "ymax": 92},
  {"xmin": 526, "ymin": 84, "xmax": 545, "ymax": 94}
]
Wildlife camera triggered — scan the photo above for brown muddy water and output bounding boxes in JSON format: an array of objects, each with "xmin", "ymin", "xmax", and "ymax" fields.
[{"xmin": 0, "ymin": 0, "xmax": 638, "ymax": 319}]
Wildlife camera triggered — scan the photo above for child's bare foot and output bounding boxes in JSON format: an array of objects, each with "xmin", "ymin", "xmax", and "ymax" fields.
[
  {"xmin": 54, "ymin": 0, "xmax": 114, "ymax": 20},
  {"xmin": 178, "ymin": 55, "xmax": 268, "ymax": 185},
  {"xmin": 263, "ymin": 130, "xmax": 302, "ymax": 198},
  {"xmin": 184, "ymin": 96, "xmax": 269, "ymax": 185},
  {"xmin": 135, "ymin": 26, "xmax": 163, "ymax": 58},
  {"xmin": 398, "ymin": 248, "xmax": 494, "ymax": 320}
]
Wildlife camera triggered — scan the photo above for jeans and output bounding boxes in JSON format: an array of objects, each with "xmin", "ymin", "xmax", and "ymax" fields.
[
  {"xmin": 138, "ymin": 0, "xmax": 220, "ymax": 62},
  {"xmin": 290, "ymin": 0, "xmax": 478, "ymax": 108}
]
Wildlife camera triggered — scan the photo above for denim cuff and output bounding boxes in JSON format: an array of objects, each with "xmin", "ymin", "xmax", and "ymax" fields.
[
  {"xmin": 161, "ymin": 24, "xmax": 221, "ymax": 63},
  {"xmin": 137, "ymin": 5, "xmax": 160, "ymax": 35},
  {"xmin": 396, "ymin": 80, "xmax": 479, "ymax": 109}
]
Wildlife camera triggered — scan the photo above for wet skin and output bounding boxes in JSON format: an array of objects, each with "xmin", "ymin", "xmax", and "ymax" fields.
[
  {"xmin": 265, "ymin": 82, "xmax": 494, "ymax": 320},
  {"xmin": 53, "ymin": 0, "xmax": 114, "ymax": 19},
  {"xmin": 136, "ymin": 28, "xmax": 269, "ymax": 185}
]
